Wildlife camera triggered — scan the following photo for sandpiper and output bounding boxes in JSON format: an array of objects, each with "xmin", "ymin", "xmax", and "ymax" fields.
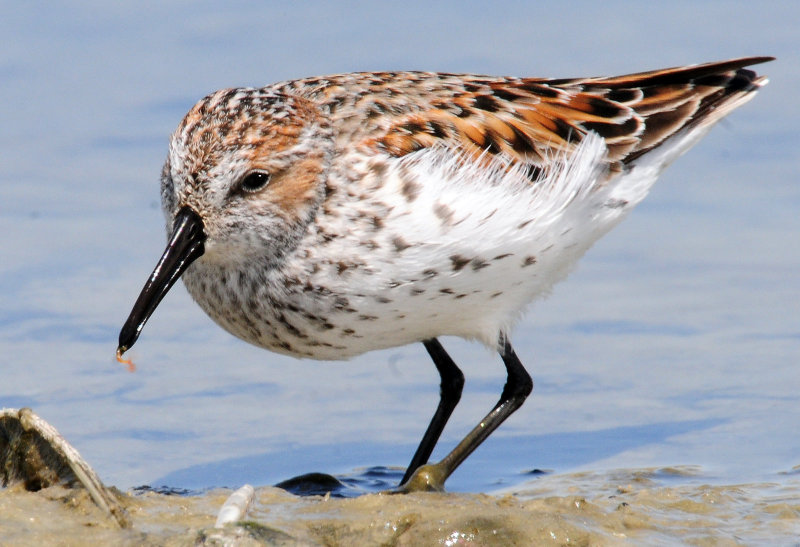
[{"xmin": 118, "ymin": 57, "xmax": 771, "ymax": 491}]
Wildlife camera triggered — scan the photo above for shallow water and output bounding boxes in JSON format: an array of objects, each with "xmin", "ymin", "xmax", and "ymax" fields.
[{"xmin": 1, "ymin": 2, "xmax": 799, "ymax": 540}]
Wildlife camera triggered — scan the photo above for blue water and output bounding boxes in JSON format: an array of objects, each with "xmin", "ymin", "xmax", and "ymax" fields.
[{"xmin": 1, "ymin": 3, "xmax": 798, "ymax": 493}]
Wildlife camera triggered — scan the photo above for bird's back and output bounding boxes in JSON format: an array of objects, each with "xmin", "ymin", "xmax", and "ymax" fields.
[{"xmin": 276, "ymin": 57, "xmax": 770, "ymax": 175}]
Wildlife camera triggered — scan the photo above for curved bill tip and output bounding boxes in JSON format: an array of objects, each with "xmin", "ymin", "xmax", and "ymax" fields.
[{"xmin": 116, "ymin": 347, "xmax": 136, "ymax": 373}]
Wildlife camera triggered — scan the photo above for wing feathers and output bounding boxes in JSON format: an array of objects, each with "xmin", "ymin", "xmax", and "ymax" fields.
[{"xmin": 363, "ymin": 57, "xmax": 771, "ymax": 172}]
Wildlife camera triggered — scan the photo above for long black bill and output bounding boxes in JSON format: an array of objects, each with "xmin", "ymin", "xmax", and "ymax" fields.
[{"xmin": 117, "ymin": 206, "xmax": 206, "ymax": 357}]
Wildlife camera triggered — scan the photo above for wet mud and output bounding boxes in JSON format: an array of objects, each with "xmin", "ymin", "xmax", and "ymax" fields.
[
  {"xmin": 2, "ymin": 466, "xmax": 800, "ymax": 545},
  {"xmin": 3, "ymin": 408, "xmax": 799, "ymax": 545}
]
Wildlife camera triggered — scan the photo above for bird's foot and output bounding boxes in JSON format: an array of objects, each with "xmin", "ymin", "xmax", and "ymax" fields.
[{"xmin": 385, "ymin": 463, "xmax": 448, "ymax": 494}]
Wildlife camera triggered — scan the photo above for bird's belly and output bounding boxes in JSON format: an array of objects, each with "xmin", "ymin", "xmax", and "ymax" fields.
[{"xmin": 180, "ymin": 230, "xmax": 600, "ymax": 360}]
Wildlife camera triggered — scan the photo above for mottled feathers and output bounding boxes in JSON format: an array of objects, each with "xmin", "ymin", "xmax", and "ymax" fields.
[
  {"xmin": 277, "ymin": 56, "xmax": 771, "ymax": 176},
  {"xmin": 155, "ymin": 57, "xmax": 771, "ymax": 358}
]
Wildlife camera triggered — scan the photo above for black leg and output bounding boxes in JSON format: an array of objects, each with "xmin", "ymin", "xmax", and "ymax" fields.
[
  {"xmin": 399, "ymin": 334, "xmax": 533, "ymax": 492},
  {"xmin": 401, "ymin": 338, "xmax": 465, "ymax": 485}
]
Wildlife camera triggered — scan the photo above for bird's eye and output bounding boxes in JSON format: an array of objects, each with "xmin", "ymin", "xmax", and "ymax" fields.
[{"xmin": 238, "ymin": 170, "xmax": 271, "ymax": 193}]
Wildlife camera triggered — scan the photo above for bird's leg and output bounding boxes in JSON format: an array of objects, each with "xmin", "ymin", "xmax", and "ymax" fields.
[
  {"xmin": 400, "ymin": 338, "xmax": 465, "ymax": 485},
  {"xmin": 398, "ymin": 334, "xmax": 533, "ymax": 492}
]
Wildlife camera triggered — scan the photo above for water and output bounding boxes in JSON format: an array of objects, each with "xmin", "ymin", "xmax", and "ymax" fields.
[{"xmin": 1, "ymin": 2, "xmax": 798, "ymax": 495}]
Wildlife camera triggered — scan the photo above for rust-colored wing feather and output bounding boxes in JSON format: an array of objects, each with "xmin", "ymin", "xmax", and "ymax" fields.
[{"xmin": 355, "ymin": 57, "xmax": 771, "ymax": 171}]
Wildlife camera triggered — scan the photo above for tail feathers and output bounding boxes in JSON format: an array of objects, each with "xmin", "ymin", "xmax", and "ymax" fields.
[{"xmin": 603, "ymin": 57, "xmax": 772, "ymax": 164}]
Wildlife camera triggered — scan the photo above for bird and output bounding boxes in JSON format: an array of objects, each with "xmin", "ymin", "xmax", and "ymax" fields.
[{"xmin": 117, "ymin": 56, "xmax": 771, "ymax": 492}]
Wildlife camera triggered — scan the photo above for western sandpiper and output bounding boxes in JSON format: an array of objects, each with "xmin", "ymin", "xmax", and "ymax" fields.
[{"xmin": 118, "ymin": 57, "xmax": 771, "ymax": 491}]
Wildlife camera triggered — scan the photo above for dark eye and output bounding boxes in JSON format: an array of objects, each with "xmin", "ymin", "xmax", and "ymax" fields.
[{"xmin": 238, "ymin": 170, "xmax": 271, "ymax": 193}]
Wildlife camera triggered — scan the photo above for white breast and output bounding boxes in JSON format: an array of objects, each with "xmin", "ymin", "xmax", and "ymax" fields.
[{"xmin": 271, "ymin": 132, "xmax": 661, "ymax": 357}]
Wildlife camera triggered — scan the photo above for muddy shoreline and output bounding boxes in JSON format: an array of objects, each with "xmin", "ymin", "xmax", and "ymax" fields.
[
  {"xmin": 2, "ymin": 466, "xmax": 799, "ymax": 545},
  {"xmin": 3, "ymin": 408, "xmax": 799, "ymax": 544}
]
